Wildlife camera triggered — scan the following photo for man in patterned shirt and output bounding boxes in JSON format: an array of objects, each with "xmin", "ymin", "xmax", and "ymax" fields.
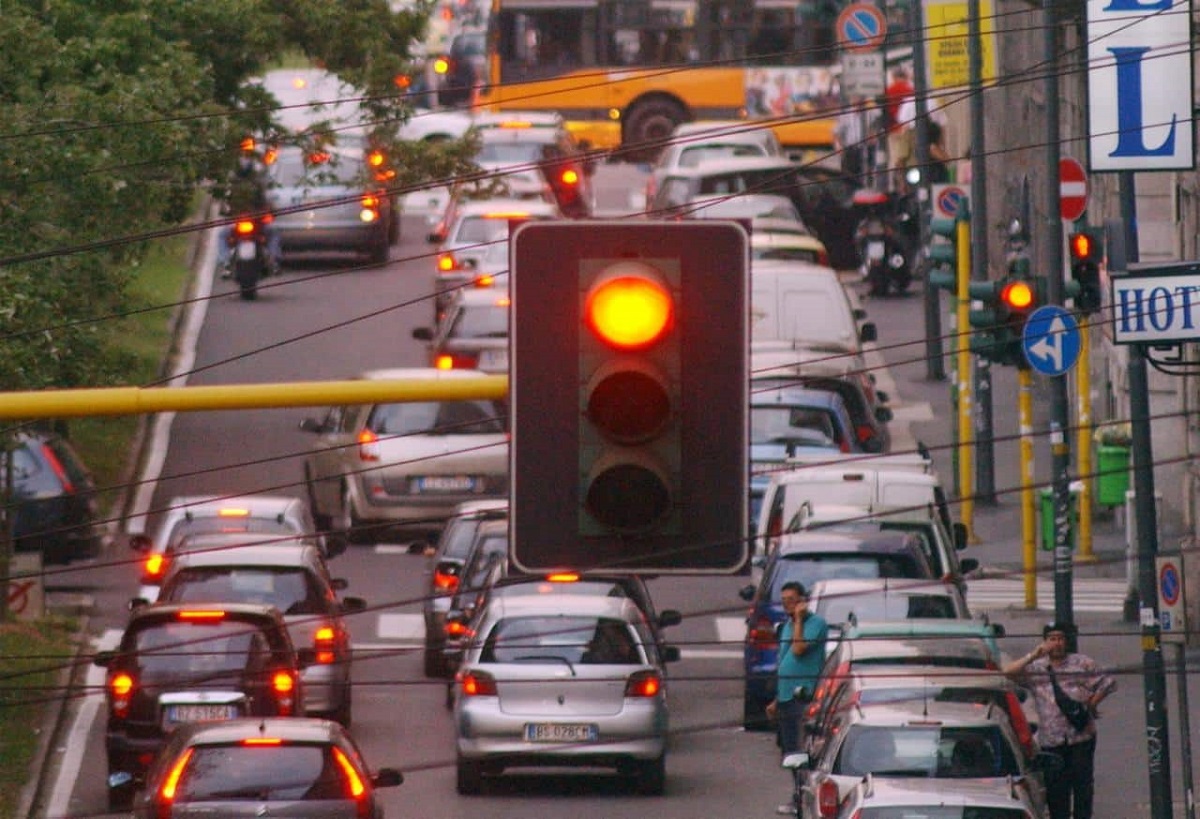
[{"xmin": 1003, "ymin": 621, "xmax": 1116, "ymax": 819}]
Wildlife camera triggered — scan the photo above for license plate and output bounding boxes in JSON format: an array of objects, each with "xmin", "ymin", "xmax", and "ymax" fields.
[
  {"xmin": 415, "ymin": 475, "xmax": 477, "ymax": 492},
  {"xmin": 867, "ymin": 240, "xmax": 886, "ymax": 261},
  {"xmin": 236, "ymin": 241, "xmax": 257, "ymax": 260},
  {"xmin": 478, "ymin": 349, "xmax": 508, "ymax": 370},
  {"xmin": 163, "ymin": 703, "xmax": 237, "ymax": 726},
  {"xmin": 524, "ymin": 723, "xmax": 599, "ymax": 743}
]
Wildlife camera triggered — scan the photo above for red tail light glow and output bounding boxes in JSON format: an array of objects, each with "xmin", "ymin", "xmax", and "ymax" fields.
[
  {"xmin": 433, "ymin": 569, "xmax": 460, "ymax": 591},
  {"xmin": 358, "ymin": 429, "xmax": 380, "ymax": 462},
  {"xmin": 144, "ymin": 553, "xmax": 166, "ymax": 580},
  {"xmin": 855, "ymin": 425, "xmax": 875, "ymax": 444},
  {"xmin": 272, "ymin": 670, "xmax": 296, "ymax": 715},
  {"xmin": 747, "ymin": 615, "xmax": 777, "ymax": 650},
  {"xmin": 437, "ymin": 253, "xmax": 460, "ymax": 272},
  {"xmin": 234, "ymin": 220, "xmax": 256, "ymax": 236},
  {"xmin": 333, "ymin": 746, "xmax": 366, "ymax": 797},
  {"xmin": 817, "ymin": 249, "xmax": 830, "ymax": 266},
  {"xmin": 445, "ymin": 619, "xmax": 470, "ymax": 638},
  {"xmin": 242, "ymin": 737, "xmax": 283, "ymax": 745},
  {"xmin": 109, "ymin": 672, "xmax": 135, "ymax": 717},
  {"xmin": 315, "ymin": 626, "xmax": 337, "ymax": 664},
  {"xmin": 460, "ymin": 670, "xmax": 497, "ymax": 696},
  {"xmin": 177, "ymin": 610, "xmax": 226, "ymax": 621},
  {"xmin": 159, "ymin": 747, "xmax": 194, "ymax": 802},
  {"xmin": 546, "ymin": 572, "xmax": 579, "ymax": 582},
  {"xmin": 309, "ymin": 151, "xmax": 331, "ymax": 164},
  {"xmin": 624, "ymin": 670, "xmax": 661, "ymax": 697},
  {"xmin": 818, "ymin": 779, "xmax": 840, "ymax": 818},
  {"xmin": 474, "ymin": 274, "xmax": 495, "ymax": 287},
  {"xmin": 435, "ymin": 353, "xmax": 478, "ymax": 370},
  {"xmin": 560, "ymin": 168, "xmax": 579, "ymax": 186},
  {"xmin": 367, "ymin": 151, "xmax": 385, "ymax": 168}
]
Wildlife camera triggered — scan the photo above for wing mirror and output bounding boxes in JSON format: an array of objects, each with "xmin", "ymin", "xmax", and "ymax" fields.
[
  {"xmin": 859, "ymin": 322, "xmax": 878, "ymax": 344},
  {"xmin": 412, "ymin": 327, "xmax": 434, "ymax": 342},
  {"xmin": 738, "ymin": 584, "xmax": 757, "ymax": 602},
  {"xmin": 657, "ymin": 609, "xmax": 683, "ymax": 629},
  {"xmin": 298, "ymin": 418, "xmax": 326, "ymax": 434},
  {"xmin": 341, "ymin": 596, "xmax": 367, "ymax": 614},
  {"xmin": 875, "ymin": 406, "xmax": 894, "ymax": 423},
  {"xmin": 127, "ymin": 597, "xmax": 149, "ymax": 612},
  {"xmin": 129, "ymin": 534, "xmax": 153, "ymax": 553},
  {"xmin": 781, "ymin": 752, "xmax": 810, "ymax": 770},
  {"xmin": 959, "ymin": 557, "xmax": 980, "ymax": 574},
  {"xmin": 661, "ymin": 645, "xmax": 681, "ymax": 663},
  {"xmin": 372, "ymin": 768, "xmax": 404, "ymax": 788}
]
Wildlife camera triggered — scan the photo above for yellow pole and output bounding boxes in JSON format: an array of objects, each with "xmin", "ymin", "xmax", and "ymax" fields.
[
  {"xmin": 1076, "ymin": 316, "xmax": 1096, "ymax": 560},
  {"xmin": 956, "ymin": 215, "xmax": 974, "ymax": 540},
  {"xmin": 1019, "ymin": 368, "xmax": 1038, "ymax": 608}
]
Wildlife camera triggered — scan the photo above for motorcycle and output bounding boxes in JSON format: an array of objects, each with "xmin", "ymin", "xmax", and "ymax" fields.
[
  {"xmin": 851, "ymin": 189, "xmax": 914, "ymax": 297},
  {"xmin": 224, "ymin": 217, "xmax": 271, "ymax": 300}
]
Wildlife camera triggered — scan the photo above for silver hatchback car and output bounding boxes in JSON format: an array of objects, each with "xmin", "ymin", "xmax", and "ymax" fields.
[{"xmin": 453, "ymin": 593, "xmax": 670, "ymax": 795}]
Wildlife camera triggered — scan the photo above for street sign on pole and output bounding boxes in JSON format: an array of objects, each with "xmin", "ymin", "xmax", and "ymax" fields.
[
  {"xmin": 839, "ymin": 51, "xmax": 885, "ymax": 98},
  {"xmin": 836, "ymin": 3, "xmax": 887, "ymax": 52},
  {"xmin": 1060, "ymin": 157, "xmax": 1088, "ymax": 221},
  {"xmin": 1022, "ymin": 305, "xmax": 1081, "ymax": 376},
  {"xmin": 1157, "ymin": 555, "xmax": 1187, "ymax": 643}
]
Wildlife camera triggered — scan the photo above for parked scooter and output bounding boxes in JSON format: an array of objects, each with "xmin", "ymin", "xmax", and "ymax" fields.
[
  {"xmin": 851, "ymin": 189, "xmax": 914, "ymax": 297},
  {"xmin": 224, "ymin": 217, "xmax": 272, "ymax": 300}
]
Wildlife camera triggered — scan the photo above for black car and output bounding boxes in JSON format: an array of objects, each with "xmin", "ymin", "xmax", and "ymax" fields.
[
  {"xmin": 8, "ymin": 428, "xmax": 103, "ymax": 564},
  {"xmin": 94, "ymin": 602, "xmax": 307, "ymax": 809}
]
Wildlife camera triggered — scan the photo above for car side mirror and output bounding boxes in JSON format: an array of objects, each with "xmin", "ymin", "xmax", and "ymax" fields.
[
  {"xmin": 427, "ymin": 230, "xmax": 446, "ymax": 244},
  {"xmin": 412, "ymin": 327, "xmax": 434, "ymax": 342},
  {"xmin": 859, "ymin": 322, "xmax": 878, "ymax": 344},
  {"xmin": 875, "ymin": 406, "xmax": 894, "ymax": 423},
  {"xmin": 661, "ymin": 645, "xmax": 681, "ymax": 663},
  {"xmin": 853, "ymin": 307, "xmax": 868, "ymax": 321},
  {"xmin": 373, "ymin": 767, "xmax": 405, "ymax": 788},
  {"xmin": 341, "ymin": 596, "xmax": 367, "ymax": 614},
  {"xmin": 953, "ymin": 522, "xmax": 969, "ymax": 550},
  {"xmin": 989, "ymin": 622, "xmax": 1007, "ymax": 638},
  {"xmin": 323, "ymin": 538, "xmax": 347, "ymax": 559},
  {"xmin": 128, "ymin": 597, "xmax": 149, "ymax": 612},
  {"xmin": 331, "ymin": 578, "xmax": 349, "ymax": 591},
  {"xmin": 657, "ymin": 609, "xmax": 682, "ymax": 629},
  {"xmin": 874, "ymin": 389, "xmax": 889, "ymax": 403},
  {"xmin": 296, "ymin": 648, "xmax": 317, "ymax": 669},
  {"xmin": 298, "ymin": 418, "xmax": 326, "ymax": 434},
  {"xmin": 93, "ymin": 650, "xmax": 115, "ymax": 668},
  {"xmin": 781, "ymin": 752, "xmax": 810, "ymax": 770},
  {"xmin": 959, "ymin": 557, "xmax": 980, "ymax": 574},
  {"xmin": 129, "ymin": 534, "xmax": 152, "ymax": 553},
  {"xmin": 738, "ymin": 584, "xmax": 757, "ymax": 602},
  {"xmin": 1016, "ymin": 685, "xmax": 1028, "ymax": 703}
]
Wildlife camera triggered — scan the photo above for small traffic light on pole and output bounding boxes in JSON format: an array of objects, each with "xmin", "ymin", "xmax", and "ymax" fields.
[
  {"xmin": 998, "ymin": 277, "xmax": 1038, "ymax": 368},
  {"xmin": 967, "ymin": 266, "xmax": 1039, "ymax": 367},
  {"xmin": 1068, "ymin": 229, "xmax": 1103, "ymax": 314},
  {"xmin": 510, "ymin": 221, "xmax": 749, "ymax": 574}
]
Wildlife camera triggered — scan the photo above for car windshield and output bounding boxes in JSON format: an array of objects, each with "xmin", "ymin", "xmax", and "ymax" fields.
[
  {"xmin": 366, "ymin": 400, "xmax": 506, "ymax": 435},
  {"xmin": 453, "ymin": 215, "xmax": 524, "ymax": 244},
  {"xmin": 854, "ymin": 808, "xmax": 1028, "ymax": 818},
  {"xmin": 177, "ymin": 744, "xmax": 350, "ymax": 801},
  {"xmin": 131, "ymin": 621, "xmax": 264, "ymax": 678},
  {"xmin": 751, "ymin": 405, "xmax": 839, "ymax": 448},
  {"xmin": 11, "ymin": 444, "xmax": 60, "ymax": 493},
  {"xmin": 770, "ymin": 554, "xmax": 922, "ymax": 597},
  {"xmin": 271, "ymin": 150, "xmax": 362, "ymax": 187},
  {"xmin": 819, "ymin": 591, "xmax": 958, "ymax": 624},
  {"xmin": 481, "ymin": 615, "xmax": 640, "ymax": 665},
  {"xmin": 161, "ymin": 567, "xmax": 325, "ymax": 616},
  {"xmin": 167, "ymin": 518, "xmax": 296, "ymax": 551},
  {"xmin": 678, "ymin": 144, "xmax": 767, "ymax": 167},
  {"xmin": 450, "ymin": 304, "xmax": 508, "ymax": 339},
  {"xmin": 833, "ymin": 724, "xmax": 1019, "ymax": 779},
  {"xmin": 754, "ymin": 247, "xmax": 821, "ymax": 264},
  {"xmin": 476, "ymin": 142, "xmax": 544, "ymax": 165}
]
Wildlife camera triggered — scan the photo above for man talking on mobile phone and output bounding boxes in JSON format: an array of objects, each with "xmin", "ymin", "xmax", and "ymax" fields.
[{"xmin": 765, "ymin": 581, "xmax": 828, "ymax": 815}]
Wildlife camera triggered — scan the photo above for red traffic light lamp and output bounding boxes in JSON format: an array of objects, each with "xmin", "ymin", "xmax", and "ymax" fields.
[
  {"xmin": 1000, "ymin": 279, "xmax": 1035, "ymax": 312},
  {"xmin": 584, "ymin": 265, "xmax": 674, "ymax": 349}
]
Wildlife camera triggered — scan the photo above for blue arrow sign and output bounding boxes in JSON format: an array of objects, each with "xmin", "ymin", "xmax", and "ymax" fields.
[{"xmin": 1022, "ymin": 305, "xmax": 1081, "ymax": 376}]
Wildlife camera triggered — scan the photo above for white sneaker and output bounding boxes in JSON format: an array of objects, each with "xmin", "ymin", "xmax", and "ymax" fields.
[{"xmin": 776, "ymin": 804, "xmax": 798, "ymax": 816}]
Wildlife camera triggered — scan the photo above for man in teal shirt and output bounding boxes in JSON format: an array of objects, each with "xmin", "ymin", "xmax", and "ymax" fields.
[{"xmin": 766, "ymin": 581, "xmax": 828, "ymax": 815}]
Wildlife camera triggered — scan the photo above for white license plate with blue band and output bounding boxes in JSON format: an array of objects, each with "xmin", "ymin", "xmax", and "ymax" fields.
[
  {"xmin": 415, "ymin": 476, "xmax": 476, "ymax": 492},
  {"xmin": 163, "ymin": 703, "xmax": 237, "ymax": 727},
  {"xmin": 524, "ymin": 723, "xmax": 599, "ymax": 743},
  {"xmin": 867, "ymin": 241, "xmax": 886, "ymax": 261},
  {"xmin": 236, "ymin": 241, "xmax": 257, "ymax": 260}
]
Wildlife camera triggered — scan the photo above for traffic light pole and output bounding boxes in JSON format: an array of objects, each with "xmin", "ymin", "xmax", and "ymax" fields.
[
  {"xmin": 1041, "ymin": 0, "xmax": 1073, "ymax": 639},
  {"xmin": 955, "ymin": 209, "xmax": 974, "ymax": 539},
  {"xmin": 1018, "ymin": 369, "xmax": 1037, "ymax": 609}
]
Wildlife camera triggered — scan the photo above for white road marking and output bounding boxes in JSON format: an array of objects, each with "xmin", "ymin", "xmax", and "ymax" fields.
[
  {"xmin": 968, "ymin": 579, "xmax": 1128, "ymax": 613},
  {"xmin": 47, "ymin": 629, "xmax": 121, "ymax": 819}
]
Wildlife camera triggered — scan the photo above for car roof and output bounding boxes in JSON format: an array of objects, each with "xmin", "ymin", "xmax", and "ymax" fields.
[
  {"xmin": 473, "ymin": 110, "xmax": 564, "ymax": 129},
  {"xmin": 176, "ymin": 717, "xmax": 346, "ymax": 746},
  {"xmin": 839, "ymin": 699, "xmax": 1006, "ymax": 727},
  {"xmin": 452, "ymin": 287, "xmax": 511, "ymax": 307},
  {"xmin": 175, "ymin": 532, "xmax": 312, "ymax": 550},
  {"xmin": 776, "ymin": 529, "xmax": 924, "ymax": 556},
  {"xmin": 452, "ymin": 198, "xmax": 560, "ymax": 218},
  {"xmin": 751, "ymin": 384, "xmax": 845, "ymax": 409},
  {"xmin": 168, "ymin": 544, "xmax": 321, "ymax": 570},
  {"xmin": 169, "ymin": 495, "xmax": 301, "ymax": 516},
  {"xmin": 452, "ymin": 499, "xmax": 509, "ymax": 517},
  {"xmin": 671, "ymin": 120, "xmax": 777, "ymax": 142},
  {"xmin": 809, "ymin": 577, "xmax": 956, "ymax": 597},
  {"xmin": 479, "ymin": 125, "xmax": 564, "ymax": 145},
  {"xmin": 751, "ymin": 216, "xmax": 812, "ymax": 235},
  {"xmin": 663, "ymin": 155, "xmax": 798, "ymax": 179},
  {"xmin": 848, "ymin": 664, "xmax": 1017, "ymax": 691},
  {"xmin": 750, "ymin": 258, "xmax": 841, "ymax": 278},
  {"xmin": 850, "ymin": 776, "xmax": 1036, "ymax": 809},
  {"xmin": 128, "ymin": 601, "xmax": 285, "ymax": 624},
  {"xmin": 844, "ymin": 619, "xmax": 1001, "ymax": 640},
  {"xmin": 487, "ymin": 592, "xmax": 643, "ymax": 620},
  {"xmin": 837, "ymin": 634, "xmax": 994, "ymax": 663},
  {"xmin": 358, "ymin": 367, "xmax": 495, "ymax": 382}
]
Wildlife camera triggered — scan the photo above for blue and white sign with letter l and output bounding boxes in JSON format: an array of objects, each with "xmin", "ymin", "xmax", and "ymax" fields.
[{"xmin": 1086, "ymin": 0, "xmax": 1194, "ymax": 171}]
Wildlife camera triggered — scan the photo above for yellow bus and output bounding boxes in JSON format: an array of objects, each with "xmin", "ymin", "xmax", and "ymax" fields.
[{"xmin": 476, "ymin": 0, "xmax": 842, "ymax": 161}]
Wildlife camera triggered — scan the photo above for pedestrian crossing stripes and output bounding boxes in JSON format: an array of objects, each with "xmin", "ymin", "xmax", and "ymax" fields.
[{"xmin": 967, "ymin": 578, "xmax": 1129, "ymax": 613}]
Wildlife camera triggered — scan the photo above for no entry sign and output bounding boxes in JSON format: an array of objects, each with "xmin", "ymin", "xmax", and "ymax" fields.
[{"xmin": 1060, "ymin": 157, "xmax": 1088, "ymax": 221}]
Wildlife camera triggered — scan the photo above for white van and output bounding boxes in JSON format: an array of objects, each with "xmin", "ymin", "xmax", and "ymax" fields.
[{"xmin": 750, "ymin": 259, "xmax": 876, "ymax": 353}]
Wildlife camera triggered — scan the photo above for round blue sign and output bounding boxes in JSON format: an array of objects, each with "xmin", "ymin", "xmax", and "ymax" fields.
[
  {"xmin": 1022, "ymin": 305, "xmax": 1081, "ymax": 376},
  {"xmin": 836, "ymin": 3, "xmax": 887, "ymax": 51},
  {"xmin": 1161, "ymin": 562, "xmax": 1181, "ymax": 607},
  {"xmin": 936, "ymin": 186, "xmax": 968, "ymax": 218}
]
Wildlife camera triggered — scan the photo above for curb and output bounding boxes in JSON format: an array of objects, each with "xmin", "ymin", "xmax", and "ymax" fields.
[{"xmin": 18, "ymin": 204, "xmax": 212, "ymax": 819}]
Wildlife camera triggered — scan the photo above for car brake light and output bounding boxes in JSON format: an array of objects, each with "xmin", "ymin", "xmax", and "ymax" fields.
[
  {"xmin": 242, "ymin": 737, "xmax": 283, "ymax": 745},
  {"xmin": 177, "ymin": 610, "xmax": 226, "ymax": 620},
  {"xmin": 159, "ymin": 747, "xmax": 194, "ymax": 802},
  {"xmin": 433, "ymin": 568, "xmax": 460, "ymax": 591},
  {"xmin": 144, "ymin": 553, "xmax": 166, "ymax": 580},
  {"xmin": 309, "ymin": 151, "xmax": 331, "ymax": 164},
  {"xmin": 817, "ymin": 249, "xmax": 830, "ymax": 266},
  {"xmin": 437, "ymin": 252, "xmax": 460, "ymax": 272},
  {"xmin": 560, "ymin": 168, "xmax": 579, "ymax": 186},
  {"xmin": 433, "ymin": 56, "xmax": 451, "ymax": 74},
  {"xmin": 460, "ymin": 670, "xmax": 497, "ymax": 696},
  {"xmin": 315, "ymin": 626, "xmax": 337, "ymax": 664},
  {"xmin": 217, "ymin": 508, "xmax": 250, "ymax": 517},
  {"xmin": 445, "ymin": 619, "xmax": 470, "ymax": 638},
  {"xmin": 747, "ymin": 615, "xmax": 777, "ymax": 650},
  {"xmin": 625, "ymin": 670, "xmax": 661, "ymax": 697},
  {"xmin": 435, "ymin": 353, "xmax": 478, "ymax": 370},
  {"xmin": 272, "ymin": 670, "xmax": 296, "ymax": 715},
  {"xmin": 358, "ymin": 429, "xmax": 380, "ymax": 462},
  {"xmin": 109, "ymin": 672, "xmax": 135, "ymax": 717},
  {"xmin": 856, "ymin": 424, "xmax": 874, "ymax": 444},
  {"xmin": 40, "ymin": 445, "xmax": 74, "ymax": 493},
  {"xmin": 474, "ymin": 274, "xmax": 495, "ymax": 287},
  {"xmin": 360, "ymin": 207, "xmax": 379, "ymax": 223},
  {"xmin": 234, "ymin": 220, "xmax": 257, "ymax": 236},
  {"xmin": 263, "ymin": 147, "xmax": 278, "ymax": 165},
  {"xmin": 367, "ymin": 151, "xmax": 385, "ymax": 168},
  {"xmin": 546, "ymin": 572, "xmax": 579, "ymax": 582},
  {"xmin": 240, "ymin": 137, "xmax": 256, "ymax": 153},
  {"xmin": 333, "ymin": 746, "xmax": 367, "ymax": 798},
  {"xmin": 818, "ymin": 779, "xmax": 840, "ymax": 818}
]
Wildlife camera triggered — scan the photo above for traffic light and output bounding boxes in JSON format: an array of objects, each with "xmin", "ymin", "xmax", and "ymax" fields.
[
  {"xmin": 927, "ymin": 215, "xmax": 967, "ymax": 294},
  {"xmin": 1068, "ymin": 229, "xmax": 1103, "ymax": 314},
  {"xmin": 510, "ymin": 221, "xmax": 749, "ymax": 574},
  {"xmin": 966, "ymin": 262, "xmax": 1040, "ymax": 367}
]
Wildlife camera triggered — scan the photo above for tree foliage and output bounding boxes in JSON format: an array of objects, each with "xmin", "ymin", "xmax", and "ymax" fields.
[{"xmin": 0, "ymin": 0, "xmax": 474, "ymax": 391}]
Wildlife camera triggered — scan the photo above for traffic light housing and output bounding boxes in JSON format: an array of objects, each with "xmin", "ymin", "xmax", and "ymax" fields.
[
  {"xmin": 967, "ymin": 261, "xmax": 1041, "ymax": 367},
  {"xmin": 928, "ymin": 215, "xmax": 967, "ymax": 293},
  {"xmin": 510, "ymin": 221, "xmax": 749, "ymax": 574},
  {"xmin": 1068, "ymin": 229, "xmax": 1103, "ymax": 314}
]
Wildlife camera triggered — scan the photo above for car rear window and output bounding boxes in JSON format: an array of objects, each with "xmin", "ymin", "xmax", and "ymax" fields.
[
  {"xmin": 856, "ymin": 808, "xmax": 1027, "ymax": 818},
  {"xmin": 753, "ymin": 247, "xmax": 821, "ymax": 264},
  {"xmin": 131, "ymin": 621, "xmax": 267, "ymax": 678},
  {"xmin": 272, "ymin": 150, "xmax": 361, "ymax": 186},
  {"xmin": 161, "ymin": 567, "xmax": 325, "ymax": 616},
  {"xmin": 178, "ymin": 744, "xmax": 348, "ymax": 801},
  {"xmin": 770, "ymin": 554, "xmax": 924, "ymax": 598},
  {"xmin": 476, "ymin": 142, "xmax": 544, "ymax": 165},
  {"xmin": 168, "ymin": 518, "xmax": 295, "ymax": 550},
  {"xmin": 834, "ymin": 724, "xmax": 1019, "ymax": 779},
  {"xmin": 12, "ymin": 445, "xmax": 60, "ymax": 494},
  {"xmin": 481, "ymin": 615, "xmax": 639, "ymax": 665},
  {"xmin": 367, "ymin": 400, "xmax": 505, "ymax": 435},
  {"xmin": 751, "ymin": 405, "xmax": 840, "ymax": 449},
  {"xmin": 678, "ymin": 144, "xmax": 766, "ymax": 167},
  {"xmin": 819, "ymin": 592, "xmax": 959, "ymax": 624},
  {"xmin": 450, "ymin": 304, "xmax": 508, "ymax": 340}
]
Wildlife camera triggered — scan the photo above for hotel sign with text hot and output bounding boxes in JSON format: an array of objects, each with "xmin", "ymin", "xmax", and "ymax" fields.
[
  {"xmin": 1111, "ymin": 262, "xmax": 1200, "ymax": 344},
  {"xmin": 1086, "ymin": 0, "xmax": 1195, "ymax": 172}
]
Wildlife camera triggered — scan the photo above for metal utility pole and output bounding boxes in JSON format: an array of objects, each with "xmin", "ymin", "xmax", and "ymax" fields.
[
  {"xmin": 1121, "ymin": 172, "xmax": 1174, "ymax": 819},
  {"xmin": 913, "ymin": 0, "xmax": 945, "ymax": 382},
  {"xmin": 967, "ymin": 0, "xmax": 994, "ymax": 504},
  {"xmin": 1041, "ymin": 0, "xmax": 1073, "ymax": 637}
]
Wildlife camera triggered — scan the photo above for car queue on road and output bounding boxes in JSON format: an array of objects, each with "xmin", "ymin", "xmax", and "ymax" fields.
[{"xmin": 63, "ymin": 80, "xmax": 1089, "ymax": 819}]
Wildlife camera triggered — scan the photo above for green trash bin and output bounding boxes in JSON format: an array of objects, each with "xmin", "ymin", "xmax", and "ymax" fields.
[
  {"xmin": 1039, "ymin": 484, "xmax": 1081, "ymax": 551},
  {"xmin": 1096, "ymin": 445, "xmax": 1132, "ymax": 506}
]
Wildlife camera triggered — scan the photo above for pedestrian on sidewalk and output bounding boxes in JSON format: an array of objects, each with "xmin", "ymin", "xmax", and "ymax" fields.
[
  {"xmin": 765, "ymin": 581, "xmax": 828, "ymax": 816},
  {"xmin": 1003, "ymin": 621, "xmax": 1117, "ymax": 819}
]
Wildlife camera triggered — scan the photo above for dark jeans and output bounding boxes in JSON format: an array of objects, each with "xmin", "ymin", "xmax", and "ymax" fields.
[
  {"xmin": 1044, "ymin": 737, "xmax": 1096, "ymax": 819},
  {"xmin": 776, "ymin": 696, "xmax": 807, "ymax": 756}
]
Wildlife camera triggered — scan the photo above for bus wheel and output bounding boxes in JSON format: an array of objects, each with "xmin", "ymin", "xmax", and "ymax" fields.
[{"xmin": 623, "ymin": 99, "xmax": 687, "ymax": 163}]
